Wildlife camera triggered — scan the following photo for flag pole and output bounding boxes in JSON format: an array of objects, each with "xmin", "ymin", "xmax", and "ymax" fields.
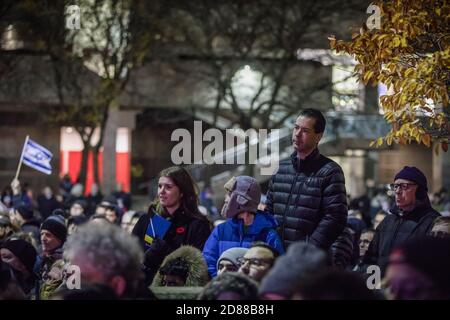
[{"xmin": 14, "ymin": 135, "xmax": 29, "ymax": 181}]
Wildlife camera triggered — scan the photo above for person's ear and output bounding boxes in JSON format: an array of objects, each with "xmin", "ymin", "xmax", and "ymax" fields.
[
  {"xmin": 316, "ymin": 132, "xmax": 323, "ymax": 144},
  {"xmin": 109, "ymin": 275, "xmax": 127, "ymax": 297}
]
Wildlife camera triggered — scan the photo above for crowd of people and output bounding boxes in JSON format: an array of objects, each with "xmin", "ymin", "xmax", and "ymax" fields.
[{"xmin": 1, "ymin": 108, "xmax": 450, "ymax": 300}]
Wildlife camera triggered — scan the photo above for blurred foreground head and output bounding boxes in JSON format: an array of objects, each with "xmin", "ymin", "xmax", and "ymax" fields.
[
  {"xmin": 259, "ymin": 241, "xmax": 327, "ymax": 300},
  {"xmin": 198, "ymin": 272, "xmax": 258, "ymax": 300},
  {"xmin": 385, "ymin": 236, "xmax": 450, "ymax": 300},
  {"xmin": 63, "ymin": 222, "xmax": 144, "ymax": 298}
]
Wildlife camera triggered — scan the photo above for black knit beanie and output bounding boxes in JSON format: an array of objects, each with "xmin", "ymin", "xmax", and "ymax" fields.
[
  {"xmin": 1, "ymin": 238, "xmax": 37, "ymax": 274},
  {"xmin": 41, "ymin": 215, "xmax": 67, "ymax": 243},
  {"xmin": 394, "ymin": 166, "xmax": 428, "ymax": 199}
]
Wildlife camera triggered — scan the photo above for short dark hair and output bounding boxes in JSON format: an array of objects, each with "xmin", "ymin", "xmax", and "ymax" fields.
[
  {"xmin": 250, "ymin": 241, "xmax": 280, "ymax": 258},
  {"xmin": 298, "ymin": 108, "xmax": 326, "ymax": 133},
  {"xmin": 361, "ymin": 228, "xmax": 375, "ymax": 235}
]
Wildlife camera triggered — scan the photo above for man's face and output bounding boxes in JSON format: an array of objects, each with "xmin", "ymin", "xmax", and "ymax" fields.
[
  {"xmin": 394, "ymin": 178, "xmax": 417, "ymax": 210},
  {"xmin": 217, "ymin": 259, "xmax": 239, "ymax": 276},
  {"xmin": 41, "ymin": 230, "xmax": 62, "ymax": 254},
  {"xmin": 105, "ymin": 209, "xmax": 118, "ymax": 224},
  {"xmin": 95, "ymin": 206, "xmax": 107, "ymax": 216},
  {"xmin": 70, "ymin": 204, "xmax": 84, "ymax": 217},
  {"xmin": 359, "ymin": 231, "xmax": 374, "ymax": 257},
  {"xmin": 292, "ymin": 116, "xmax": 322, "ymax": 156},
  {"xmin": 43, "ymin": 187, "xmax": 53, "ymax": 199},
  {"xmin": 238, "ymin": 247, "xmax": 274, "ymax": 282}
]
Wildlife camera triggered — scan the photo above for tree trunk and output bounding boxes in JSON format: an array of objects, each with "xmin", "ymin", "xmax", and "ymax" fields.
[
  {"xmin": 92, "ymin": 105, "xmax": 110, "ymax": 193},
  {"xmin": 77, "ymin": 141, "xmax": 90, "ymax": 187},
  {"xmin": 93, "ymin": 146, "xmax": 101, "ymax": 187},
  {"xmin": 75, "ymin": 127, "xmax": 94, "ymax": 189}
]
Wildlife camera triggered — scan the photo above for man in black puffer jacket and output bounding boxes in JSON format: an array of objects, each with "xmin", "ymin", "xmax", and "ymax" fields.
[
  {"xmin": 363, "ymin": 166, "xmax": 440, "ymax": 275},
  {"xmin": 265, "ymin": 108, "xmax": 347, "ymax": 250}
]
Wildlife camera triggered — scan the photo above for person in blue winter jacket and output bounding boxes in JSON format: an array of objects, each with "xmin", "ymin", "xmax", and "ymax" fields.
[{"xmin": 202, "ymin": 176, "xmax": 284, "ymax": 278}]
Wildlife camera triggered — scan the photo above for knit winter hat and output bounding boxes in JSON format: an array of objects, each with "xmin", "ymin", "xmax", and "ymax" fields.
[
  {"xmin": 1, "ymin": 238, "xmax": 37, "ymax": 274},
  {"xmin": 217, "ymin": 247, "xmax": 249, "ymax": 271},
  {"xmin": 221, "ymin": 176, "xmax": 261, "ymax": 218},
  {"xmin": 394, "ymin": 166, "xmax": 428, "ymax": 199},
  {"xmin": 259, "ymin": 242, "xmax": 327, "ymax": 298},
  {"xmin": 15, "ymin": 205, "xmax": 34, "ymax": 220},
  {"xmin": 41, "ymin": 215, "xmax": 67, "ymax": 243}
]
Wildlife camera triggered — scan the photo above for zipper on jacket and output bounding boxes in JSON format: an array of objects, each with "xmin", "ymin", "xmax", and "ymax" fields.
[
  {"xmin": 388, "ymin": 215, "xmax": 403, "ymax": 253},
  {"xmin": 239, "ymin": 219, "xmax": 244, "ymax": 246},
  {"xmin": 281, "ymin": 172, "xmax": 299, "ymax": 243}
]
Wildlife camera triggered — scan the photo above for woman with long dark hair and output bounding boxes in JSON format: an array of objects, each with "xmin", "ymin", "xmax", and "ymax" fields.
[{"xmin": 132, "ymin": 166, "xmax": 211, "ymax": 284}]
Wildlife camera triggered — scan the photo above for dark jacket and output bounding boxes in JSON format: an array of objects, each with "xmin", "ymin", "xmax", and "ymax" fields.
[
  {"xmin": 37, "ymin": 196, "xmax": 62, "ymax": 220},
  {"xmin": 363, "ymin": 201, "xmax": 440, "ymax": 275},
  {"xmin": 34, "ymin": 247, "xmax": 65, "ymax": 300},
  {"xmin": 265, "ymin": 149, "xmax": 348, "ymax": 249},
  {"xmin": 132, "ymin": 206, "xmax": 211, "ymax": 284},
  {"xmin": 202, "ymin": 211, "xmax": 285, "ymax": 277}
]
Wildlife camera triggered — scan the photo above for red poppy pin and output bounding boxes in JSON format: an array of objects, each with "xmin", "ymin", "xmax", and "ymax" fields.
[{"xmin": 176, "ymin": 226, "xmax": 186, "ymax": 234}]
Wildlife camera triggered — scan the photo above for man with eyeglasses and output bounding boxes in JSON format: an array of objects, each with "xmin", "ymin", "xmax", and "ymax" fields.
[
  {"xmin": 216, "ymin": 247, "xmax": 248, "ymax": 276},
  {"xmin": 363, "ymin": 166, "xmax": 440, "ymax": 275},
  {"xmin": 238, "ymin": 242, "xmax": 278, "ymax": 283}
]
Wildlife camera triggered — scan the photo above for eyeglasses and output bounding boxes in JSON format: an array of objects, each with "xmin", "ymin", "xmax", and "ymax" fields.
[
  {"xmin": 389, "ymin": 183, "xmax": 417, "ymax": 191},
  {"xmin": 237, "ymin": 257, "xmax": 273, "ymax": 267}
]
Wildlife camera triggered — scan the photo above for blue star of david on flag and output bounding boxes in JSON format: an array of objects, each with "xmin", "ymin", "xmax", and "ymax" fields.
[{"xmin": 21, "ymin": 139, "xmax": 53, "ymax": 175}]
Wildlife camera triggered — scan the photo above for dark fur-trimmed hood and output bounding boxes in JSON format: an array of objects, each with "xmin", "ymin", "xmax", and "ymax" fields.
[{"xmin": 152, "ymin": 245, "xmax": 209, "ymax": 287}]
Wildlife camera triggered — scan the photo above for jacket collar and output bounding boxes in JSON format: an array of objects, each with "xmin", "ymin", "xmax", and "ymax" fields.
[
  {"xmin": 290, "ymin": 148, "xmax": 321, "ymax": 172},
  {"xmin": 390, "ymin": 198, "xmax": 433, "ymax": 219}
]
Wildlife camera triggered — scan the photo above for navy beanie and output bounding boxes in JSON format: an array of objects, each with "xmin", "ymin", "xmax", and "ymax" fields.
[
  {"xmin": 394, "ymin": 166, "xmax": 428, "ymax": 199},
  {"xmin": 41, "ymin": 215, "xmax": 67, "ymax": 243},
  {"xmin": 1, "ymin": 238, "xmax": 37, "ymax": 274}
]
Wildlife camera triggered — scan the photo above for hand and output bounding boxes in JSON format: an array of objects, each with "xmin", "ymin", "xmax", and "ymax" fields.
[
  {"xmin": 143, "ymin": 238, "xmax": 170, "ymax": 268},
  {"xmin": 11, "ymin": 178, "xmax": 21, "ymax": 196}
]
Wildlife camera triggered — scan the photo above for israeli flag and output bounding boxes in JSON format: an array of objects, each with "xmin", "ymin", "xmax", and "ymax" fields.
[{"xmin": 22, "ymin": 139, "xmax": 53, "ymax": 175}]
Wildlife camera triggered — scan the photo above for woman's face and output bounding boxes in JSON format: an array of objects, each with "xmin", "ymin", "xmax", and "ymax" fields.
[{"xmin": 158, "ymin": 177, "xmax": 182, "ymax": 211}]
